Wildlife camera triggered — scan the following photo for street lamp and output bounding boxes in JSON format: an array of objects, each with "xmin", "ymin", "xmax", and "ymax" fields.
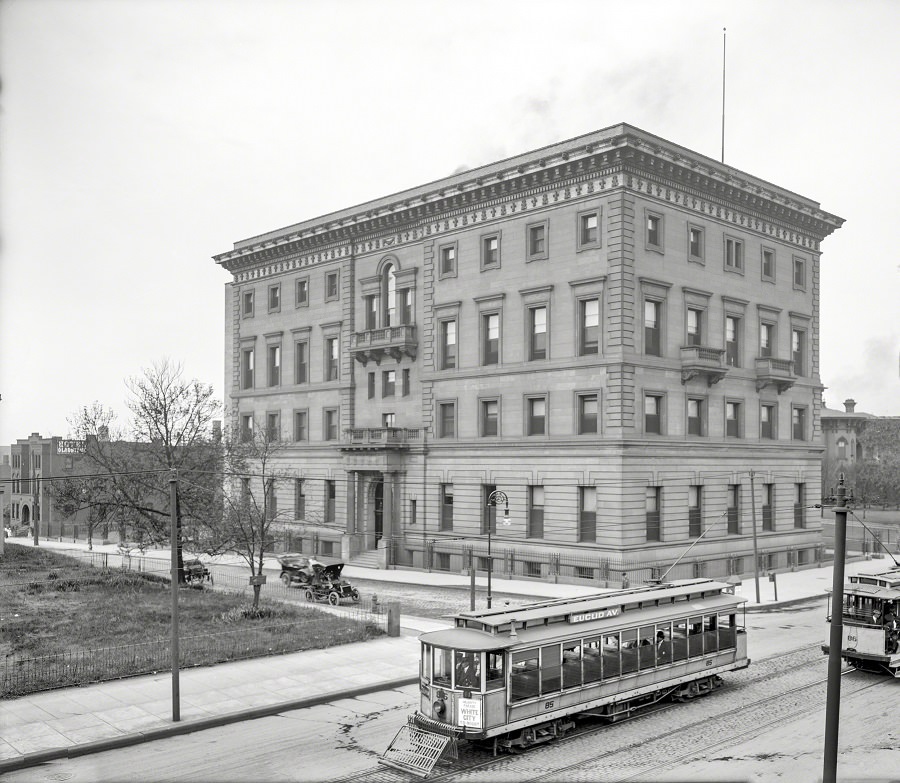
[{"xmin": 486, "ymin": 490, "xmax": 510, "ymax": 609}]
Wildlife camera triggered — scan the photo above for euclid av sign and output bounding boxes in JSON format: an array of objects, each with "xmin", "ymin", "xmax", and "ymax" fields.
[{"xmin": 569, "ymin": 607, "xmax": 620, "ymax": 623}]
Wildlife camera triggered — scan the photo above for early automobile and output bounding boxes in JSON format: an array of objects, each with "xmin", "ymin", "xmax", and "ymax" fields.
[
  {"xmin": 304, "ymin": 562, "xmax": 360, "ymax": 606},
  {"xmin": 183, "ymin": 556, "xmax": 212, "ymax": 585},
  {"xmin": 277, "ymin": 553, "xmax": 320, "ymax": 587}
]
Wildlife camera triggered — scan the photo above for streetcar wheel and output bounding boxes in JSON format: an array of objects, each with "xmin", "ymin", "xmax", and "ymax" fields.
[{"xmin": 328, "ymin": 591, "xmax": 340, "ymax": 606}]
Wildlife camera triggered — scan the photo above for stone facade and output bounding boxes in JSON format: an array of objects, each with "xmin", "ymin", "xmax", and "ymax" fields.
[{"xmin": 215, "ymin": 123, "xmax": 843, "ymax": 576}]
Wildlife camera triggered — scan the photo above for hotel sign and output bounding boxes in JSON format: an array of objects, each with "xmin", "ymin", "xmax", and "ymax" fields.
[
  {"xmin": 56, "ymin": 440, "xmax": 86, "ymax": 454},
  {"xmin": 569, "ymin": 607, "xmax": 620, "ymax": 623}
]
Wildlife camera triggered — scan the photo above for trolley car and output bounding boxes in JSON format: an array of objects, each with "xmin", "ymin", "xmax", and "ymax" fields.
[
  {"xmin": 383, "ymin": 579, "xmax": 748, "ymax": 772},
  {"xmin": 823, "ymin": 565, "xmax": 900, "ymax": 677}
]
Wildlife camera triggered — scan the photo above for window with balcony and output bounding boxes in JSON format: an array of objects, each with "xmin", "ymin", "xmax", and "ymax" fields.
[
  {"xmin": 646, "ymin": 486, "xmax": 661, "ymax": 541},
  {"xmin": 645, "ymin": 393, "xmax": 663, "ymax": 434},
  {"xmin": 762, "ymin": 484, "xmax": 774, "ymax": 531},
  {"xmin": 439, "ymin": 319, "xmax": 457, "ymax": 370},
  {"xmin": 325, "ymin": 337, "xmax": 339, "ymax": 381},
  {"xmin": 792, "ymin": 329, "xmax": 806, "ymax": 376},
  {"xmin": 481, "ymin": 398, "xmax": 499, "ymax": 437},
  {"xmin": 725, "ymin": 315, "xmax": 741, "ymax": 367},
  {"xmin": 241, "ymin": 348, "xmax": 254, "ymax": 390},
  {"xmin": 527, "ymin": 486, "xmax": 545, "ymax": 539},
  {"xmin": 579, "ymin": 486, "xmax": 597, "ymax": 543},
  {"xmin": 529, "ymin": 305, "xmax": 547, "ymax": 360},
  {"xmin": 578, "ymin": 297, "xmax": 600, "ymax": 355},
  {"xmin": 688, "ymin": 225, "xmax": 704, "ymax": 262},
  {"xmin": 398, "ymin": 288, "xmax": 412, "ymax": 325},
  {"xmin": 577, "ymin": 393, "xmax": 598, "ymax": 434},
  {"xmin": 527, "ymin": 396, "xmax": 547, "ymax": 436},
  {"xmin": 527, "ymin": 221, "xmax": 548, "ymax": 261},
  {"xmin": 324, "ymin": 408, "xmax": 339, "ymax": 441},
  {"xmin": 759, "ymin": 322, "xmax": 775, "ymax": 358},
  {"xmin": 761, "ymin": 248, "xmax": 775, "ymax": 282},
  {"xmin": 726, "ymin": 401, "xmax": 742, "ymax": 438},
  {"xmin": 440, "ymin": 484, "xmax": 454, "ymax": 531},
  {"xmin": 365, "ymin": 295, "xmax": 378, "ymax": 330},
  {"xmin": 267, "ymin": 344, "xmax": 281, "ymax": 387},
  {"xmin": 294, "ymin": 341, "xmax": 308, "ymax": 384},
  {"xmin": 293, "ymin": 410, "xmax": 308, "ymax": 442},
  {"xmin": 578, "ymin": 210, "xmax": 600, "ymax": 249},
  {"xmin": 686, "ymin": 307, "xmax": 703, "ymax": 346},
  {"xmin": 482, "ymin": 312, "xmax": 500, "ymax": 365},
  {"xmin": 792, "ymin": 406, "xmax": 807, "ymax": 441},
  {"xmin": 725, "ymin": 236, "xmax": 744, "ymax": 271},
  {"xmin": 644, "ymin": 299, "xmax": 662, "ymax": 356},
  {"xmin": 688, "ymin": 485, "xmax": 702, "ymax": 538},
  {"xmin": 760, "ymin": 403, "xmax": 776, "ymax": 439},
  {"xmin": 727, "ymin": 484, "xmax": 740, "ymax": 534},
  {"xmin": 438, "ymin": 401, "xmax": 456, "ymax": 438},
  {"xmin": 242, "ymin": 289, "xmax": 254, "ymax": 318},
  {"xmin": 687, "ymin": 397, "xmax": 705, "ymax": 436},
  {"xmin": 481, "ymin": 233, "xmax": 500, "ymax": 269},
  {"xmin": 382, "ymin": 413, "xmax": 395, "ymax": 428}
]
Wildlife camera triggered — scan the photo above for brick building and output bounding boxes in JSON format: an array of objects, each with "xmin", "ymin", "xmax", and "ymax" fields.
[{"xmin": 215, "ymin": 123, "xmax": 843, "ymax": 582}]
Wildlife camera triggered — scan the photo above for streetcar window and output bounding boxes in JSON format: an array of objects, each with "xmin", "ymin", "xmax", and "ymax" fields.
[
  {"xmin": 486, "ymin": 650, "xmax": 504, "ymax": 690},
  {"xmin": 621, "ymin": 628, "xmax": 638, "ymax": 674},
  {"xmin": 717, "ymin": 613, "xmax": 736, "ymax": 649},
  {"xmin": 584, "ymin": 635, "xmax": 603, "ymax": 683},
  {"xmin": 511, "ymin": 650, "xmax": 540, "ymax": 702},
  {"xmin": 702, "ymin": 615, "xmax": 718, "ymax": 654},
  {"xmin": 422, "ymin": 644, "xmax": 431, "ymax": 680},
  {"xmin": 454, "ymin": 651, "xmax": 480, "ymax": 690},
  {"xmin": 433, "ymin": 648, "xmax": 452, "ymax": 686},
  {"xmin": 672, "ymin": 620, "xmax": 688, "ymax": 661},
  {"xmin": 598, "ymin": 633, "xmax": 619, "ymax": 680},
  {"xmin": 655, "ymin": 623, "xmax": 672, "ymax": 665},
  {"xmin": 541, "ymin": 644, "xmax": 562, "ymax": 694},
  {"xmin": 688, "ymin": 616, "xmax": 703, "ymax": 657},
  {"xmin": 638, "ymin": 625, "xmax": 655, "ymax": 671},
  {"xmin": 562, "ymin": 643, "xmax": 582, "ymax": 688}
]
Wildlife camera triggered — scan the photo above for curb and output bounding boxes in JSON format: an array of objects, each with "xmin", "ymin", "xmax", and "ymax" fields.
[
  {"xmin": 745, "ymin": 594, "xmax": 828, "ymax": 612},
  {"xmin": 0, "ymin": 676, "xmax": 418, "ymax": 774}
]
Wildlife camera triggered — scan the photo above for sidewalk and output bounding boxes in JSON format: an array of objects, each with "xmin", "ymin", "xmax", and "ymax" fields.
[{"xmin": 0, "ymin": 540, "xmax": 888, "ymax": 773}]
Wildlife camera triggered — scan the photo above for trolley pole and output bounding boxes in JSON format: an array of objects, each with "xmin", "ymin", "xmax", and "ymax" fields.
[
  {"xmin": 823, "ymin": 474, "xmax": 849, "ymax": 783},
  {"xmin": 170, "ymin": 471, "xmax": 181, "ymax": 722},
  {"xmin": 486, "ymin": 490, "xmax": 509, "ymax": 610}
]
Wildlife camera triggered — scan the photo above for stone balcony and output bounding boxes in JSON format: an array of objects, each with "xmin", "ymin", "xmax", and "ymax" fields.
[
  {"xmin": 680, "ymin": 345, "xmax": 728, "ymax": 385},
  {"xmin": 342, "ymin": 427, "xmax": 423, "ymax": 449},
  {"xmin": 349, "ymin": 325, "xmax": 417, "ymax": 365},
  {"xmin": 755, "ymin": 356, "xmax": 796, "ymax": 393}
]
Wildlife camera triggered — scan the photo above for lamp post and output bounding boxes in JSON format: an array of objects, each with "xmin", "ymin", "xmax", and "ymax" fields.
[{"xmin": 486, "ymin": 490, "xmax": 509, "ymax": 609}]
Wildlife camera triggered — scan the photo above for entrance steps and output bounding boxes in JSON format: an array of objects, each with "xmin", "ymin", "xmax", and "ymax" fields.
[{"xmin": 349, "ymin": 550, "xmax": 381, "ymax": 569}]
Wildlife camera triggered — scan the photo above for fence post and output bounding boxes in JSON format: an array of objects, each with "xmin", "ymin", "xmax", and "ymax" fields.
[{"xmin": 385, "ymin": 602, "xmax": 401, "ymax": 637}]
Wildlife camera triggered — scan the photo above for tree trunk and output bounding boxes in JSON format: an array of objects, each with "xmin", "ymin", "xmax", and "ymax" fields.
[{"xmin": 252, "ymin": 583, "xmax": 261, "ymax": 611}]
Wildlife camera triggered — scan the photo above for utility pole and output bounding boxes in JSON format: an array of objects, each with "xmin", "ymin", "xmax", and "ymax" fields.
[
  {"xmin": 749, "ymin": 470, "xmax": 761, "ymax": 603},
  {"xmin": 169, "ymin": 470, "xmax": 181, "ymax": 722},
  {"xmin": 823, "ymin": 474, "xmax": 850, "ymax": 783}
]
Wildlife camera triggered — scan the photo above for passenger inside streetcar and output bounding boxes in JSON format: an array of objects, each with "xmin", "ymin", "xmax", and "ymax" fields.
[{"xmin": 455, "ymin": 651, "xmax": 480, "ymax": 688}]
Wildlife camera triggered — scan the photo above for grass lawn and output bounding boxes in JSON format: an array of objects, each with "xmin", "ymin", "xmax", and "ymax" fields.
[{"xmin": 0, "ymin": 544, "xmax": 382, "ymax": 695}]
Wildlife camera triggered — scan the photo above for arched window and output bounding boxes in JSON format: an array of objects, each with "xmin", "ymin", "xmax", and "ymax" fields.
[
  {"xmin": 836, "ymin": 437, "xmax": 848, "ymax": 460},
  {"xmin": 383, "ymin": 262, "xmax": 396, "ymax": 327}
]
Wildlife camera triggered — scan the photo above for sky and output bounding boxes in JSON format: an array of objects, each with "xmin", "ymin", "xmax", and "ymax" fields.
[{"xmin": 1, "ymin": 0, "xmax": 898, "ymax": 448}]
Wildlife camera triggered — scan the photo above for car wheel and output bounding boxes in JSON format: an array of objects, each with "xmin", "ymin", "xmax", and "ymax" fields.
[
  {"xmin": 351, "ymin": 589, "xmax": 360, "ymax": 603},
  {"xmin": 305, "ymin": 589, "xmax": 314, "ymax": 602},
  {"xmin": 328, "ymin": 592, "xmax": 340, "ymax": 606},
  {"xmin": 281, "ymin": 573, "xmax": 291, "ymax": 587}
]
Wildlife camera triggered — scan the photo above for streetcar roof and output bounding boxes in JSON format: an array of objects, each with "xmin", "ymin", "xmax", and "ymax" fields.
[{"xmin": 836, "ymin": 581, "xmax": 900, "ymax": 600}]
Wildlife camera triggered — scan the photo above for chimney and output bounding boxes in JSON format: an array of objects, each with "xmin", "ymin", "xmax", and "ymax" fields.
[{"xmin": 843, "ymin": 399, "xmax": 856, "ymax": 414}]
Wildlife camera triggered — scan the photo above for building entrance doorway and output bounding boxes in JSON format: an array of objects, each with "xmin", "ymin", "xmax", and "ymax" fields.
[{"xmin": 373, "ymin": 479, "xmax": 383, "ymax": 543}]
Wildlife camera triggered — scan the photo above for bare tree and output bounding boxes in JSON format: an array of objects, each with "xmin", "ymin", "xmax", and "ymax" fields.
[
  {"xmin": 48, "ymin": 471, "xmax": 122, "ymax": 551},
  {"xmin": 219, "ymin": 416, "xmax": 293, "ymax": 611}
]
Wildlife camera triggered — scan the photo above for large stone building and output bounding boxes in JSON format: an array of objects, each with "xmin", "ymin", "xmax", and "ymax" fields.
[{"xmin": 215, "ymin": 123, "xmax": 843, "ymax": 583}]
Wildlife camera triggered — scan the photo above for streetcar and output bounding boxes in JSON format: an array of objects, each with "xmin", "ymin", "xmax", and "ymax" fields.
[
  {"xmin": 822, "ymin": 564, "xmax": 900, "ymax": 677},
  {"xmin": 382, "ymin": 578, "xmax": 749, "ymax": 773}
]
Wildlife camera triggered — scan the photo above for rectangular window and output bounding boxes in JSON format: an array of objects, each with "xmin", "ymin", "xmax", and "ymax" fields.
[
  {"xmin": 295, "ymin": 278, "xmax": 309, "ymax": 306},
  {"xmin": 792, "ymin": 329, "xmax": 806, "ymax": 376},
  {"xmin": 725, "ymin": 237, "xmax": 744, "ymax": 271},
  {"xmin": 579, "ymin": 486, "xmax": 597, "ymax": 543},
  {"xmin": 325, "ymin": 337, "xmax": 339, "ymax": 381},
  {"xmin": 482, "ymin": 483, "xmax": 497, "ymax": 535},
  {"xmin": 727, "ymin": 484, "xmax": 740, "ymax": 534},
  {"xmin": 646, "ymin": 213, "xmax": 662, "ymax": 250},
  {"xmin": 268, "ymin": 284, "xmax": 281, "ymax": 312},
  {"xmin": 293, "ymin": 410, "xmax": 308, "ymax": 442},
  {"xmin": 398, "ymin": 289, "xmax": 412, "ymax": 325},
  {"xmin": 579, "ymin": 298, "xmax": 600, "ymax": 355},
  {"xmin": 689, "ymin": 225, "xmax": 704, "ymax": 261},
  {"xmin": 687, "ymin": 307, "xmax": 702, "ymax": 346},
  {"xmin": 725, "ymin": 315, "xmax": 740, "ymax": 367},
  {"xmin": 529, "ymin": 306, "xmax": 547, "ymax": 360},
  {"xmin": 325, "ymin": 480, "xmax": 335, "ymax": 523},
  {"xmin": 793, "ymin": 257, "xmax": 806, "ymax": 290},
  {"xmin": 760, "ymin": 322, "xmax": 774, "ymax": 358},
  {"xmin": 646, "ymin": 486, "xmax": 661, "ymax": 541},
  {"xmin": 792, "ymin": 406, "xmax": 807, "ymax": 441},
  {"xmin": 439, "ymin": 319, "xmax": 457, "ymax": 370},
  {"xmin": 265, "ymin": 479, "xmax": 277, "ymax": 521},
  {"xmin": 761, "ymin": 248, "xmax": 775, "ymax": 281},
  {"xmin": 402, "ymin": 368, "xmax": 410, "ymax": 397},
  {"xmin": 794, "ymin": 483, "xmax": 806, "ymax": 528},
  {"xmin": 367, "ymin": 371, "xmax": 375, "ymax": 399},
  {"xmin": 438, "ymin": 402, "xmax": 456, "ymax": 438},
  {"xmin": 726, "ymin": 401, "xmax": 741, "ymax": 438},
  {"xmin": 241, "ymin": 348, "xmax": 254, "ymax": 390},
  {"xmin": 760, "ymin": 403, "xmax": 776, "ymax": 439},
  {"xmin": 579, "ymin": 211, "xmax": 599, "ymax": 248},
  {"xmin": 294, "ymin": 341, "xmax": 308, "ymax": 384},
  {"xmin": 267, "ymin": 345, "xmax": 281, "ymax": 387},
  {"xmin": 439, "ymin": 244, "xmax": 456, "ymax": 277},
  {"xmin": 266, "ymin": 411, "xmax": 280, "ymax": 441},
  {"xmin": 527, "ymin": 486, "xmax": 544, "ymax": 539},
  {"xmin": 242, "ymin": 289, "xmax": 254, "ymax": 317},
  {"xmin": 440, "ymin": 484, "xmax": 454, "ymax": 531},
  {"xmin": 578, "ymin": 393, "xmax": 598, "ymax": 434},
  {"xmin": 382, "ymin": 370, "xmax": 396, "ymax": 397},
  {"xmin": 762, "ymin": 484, "xmax": 774, "ymax": 531},
  {"xmin": 688, "ymin": 485, "xmax": 702, "ymax": 538},
  {"xmin": 481, "ymin": 233, "xmax": 500, "ymax": 269},
  {"xmin": 324, "ymin": 408, "xmax": 339, "ymax": 441},
  {"xmin": 644, "ymin": 300, "xmax": 661, "ymax": 356},
  {"xmin": 527, "ymin": 396, "xmax": 546, "ymax": 436},
  {"xmin": 645, "ymin": 394, "xmax": 662, "ymax": 434},
  {"xmin": 481, "ymin": 399, "xmax": 499, "ymax": 437},
  {"xmin": 687, "ymin": 397, "xmax": 704, "ymax": 436},
  {"xmin": 295, "ymin": 479, "xmax": 305, "ymax": 518},
  {"xmin": 527, "ymin": 222, "xmax": 548, "ymax": 261},
  {"xmin": 382, "ymin": 412, "xmax": 395, "ymax": 428},
  {"xmin": 240, "ymin": 414, "xmax": 253, "ymax": 443},
  {"xmin": 482, "ymin": 312, "xmax": 500, "ymax": 365},
  {"xmin": 365, "ymin": 295, "xmax": 378, "ymax": 330},
  {"xmin": 325, "ymin": 271, "xmax": 339, "ymax": 300}
]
